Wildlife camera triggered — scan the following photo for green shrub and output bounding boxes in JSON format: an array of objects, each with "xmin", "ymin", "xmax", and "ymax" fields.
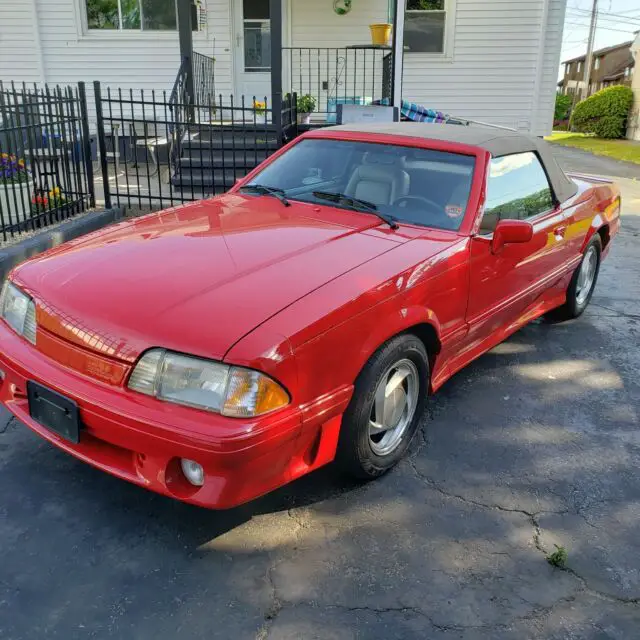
[
  {"xmin": 571, "ymin": 85, "xmax": 633, "ymax": 139},
  {"xmin": 554, "ymin": 94, "xmax": 572, "ymax": 121},
  {"xmin": 593, "ymin": 115, "xmax": 627, "ymax": 139}
]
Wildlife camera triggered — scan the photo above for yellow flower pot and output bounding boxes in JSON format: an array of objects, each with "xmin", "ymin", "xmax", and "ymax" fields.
[{"xmin": 370, "ymin": 23, "xmax": 392, "ymax": 46}]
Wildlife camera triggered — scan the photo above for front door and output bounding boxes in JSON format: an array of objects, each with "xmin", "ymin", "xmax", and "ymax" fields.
[
  {"xmin": 234, "ymin": 0, "xmax": 272, "ymax": 103},
  {"xmin": 465, "ymin": 151, "xmax": 570, "ymax": 339}
]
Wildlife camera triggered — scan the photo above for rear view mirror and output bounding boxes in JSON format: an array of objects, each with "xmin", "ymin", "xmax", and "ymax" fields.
[{"xmin": 491, "ymin": 219, "xmax": 533, "ymax": 253}]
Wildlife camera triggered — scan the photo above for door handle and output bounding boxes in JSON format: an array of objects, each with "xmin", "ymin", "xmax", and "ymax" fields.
[{"xmin": 553, "ymin": 225, "xmax": 567, "ymax": 239}]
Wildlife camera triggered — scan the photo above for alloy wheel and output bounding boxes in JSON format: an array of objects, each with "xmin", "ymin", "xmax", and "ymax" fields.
[
  {"xmin": 368, "ymin": 358, "xmax": 420, "ymax": 457},
  {"xmin": 576, "ymin": 246, "xmax": 598, "ymax": 306}
]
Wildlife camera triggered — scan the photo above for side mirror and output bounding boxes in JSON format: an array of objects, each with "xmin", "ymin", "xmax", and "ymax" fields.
[{"xmin": 491, "ymin": 219, "xmax": 533, "ymax": 253}]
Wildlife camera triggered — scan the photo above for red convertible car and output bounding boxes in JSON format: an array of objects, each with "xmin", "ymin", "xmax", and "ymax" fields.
[{"xmin": 0, "ymin": 124, "xmax": 620, "ymax": 508}]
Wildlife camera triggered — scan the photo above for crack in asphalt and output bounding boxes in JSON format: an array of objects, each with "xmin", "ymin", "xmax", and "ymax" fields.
[
  {"xmin": 286, "ymin": 508, "xmax": 310, "ymax": 533},
  {"xmin": 255, "ymin": 588, "xmax": 619, "ymax": 634},
  {"xmin": 404, "ymin": 454, "xmax": 640, "ymax": 609},
  {"xmin": 254, "ymin": 448, "xmax": 637, "ymax": 638},
  {"xmin": 256, "ymin": 558, "xmax": 284, "ymax": 640},
  {"xmin": 591, "ymin": 302, "xmax": 640, "ymax": 320},
  {"xmin": 0, "ymin": 416, "xmax": 17, "ymax": 435}
]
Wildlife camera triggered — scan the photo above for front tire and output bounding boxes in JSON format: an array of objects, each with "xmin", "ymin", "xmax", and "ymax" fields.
[
  {"xmin": 336, "ymin": 334, "xmax": 429, "ymax": 479},
  {"xmin": 548, "ymin": 234, "xmax": 602, "ymax": 322}
]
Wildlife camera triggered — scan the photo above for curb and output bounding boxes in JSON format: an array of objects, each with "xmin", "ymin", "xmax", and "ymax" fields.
[{"xmin": 0, "ymin": 207, "xmax": 125, "ymax": 282}]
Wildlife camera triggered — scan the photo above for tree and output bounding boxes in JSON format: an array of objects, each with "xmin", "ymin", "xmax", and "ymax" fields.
[{"xmin": 554, "ymin": 94, "xmax": 572, "ymax": 121}]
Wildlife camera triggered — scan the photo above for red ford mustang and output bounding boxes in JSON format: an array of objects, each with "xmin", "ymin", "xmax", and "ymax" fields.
[{"xmin": 0, "ymin": 124, "xmax": 620, "ymax": 508}]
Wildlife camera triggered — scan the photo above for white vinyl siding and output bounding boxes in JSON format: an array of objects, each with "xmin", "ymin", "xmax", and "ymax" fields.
[
  {"xmin": 533, "ymin": 0, "xmax": 566, "ymax": 135},
  {"xmin": 402, "ymin": 0, "xmax": 560, "ymax": 134},
  {"xmin": 288, "ymin": 0, "xmax": 388, "ymax": 116},
  {"xmin": 0, "ymin": 1, "xmax": 43, "ymax": 84},
  {"xmin": 290, "ymin": 0, "xmax": 386, "ymax": 49},
  {"xmin": 1, "ymin": 0, "xmax": 233, "ymax": 125},
  {"xmin": 0, "ymin": 0, "xmax": 565, "ymax": 135}
]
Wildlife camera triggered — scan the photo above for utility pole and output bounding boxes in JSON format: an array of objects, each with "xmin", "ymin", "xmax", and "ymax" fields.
[{"xmin": 580, "ymin": 0, "xmax": 598, "ymax": 101}]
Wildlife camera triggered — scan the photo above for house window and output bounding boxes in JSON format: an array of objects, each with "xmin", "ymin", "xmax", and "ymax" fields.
[
  {"xmin": 565, "ymin": 64, "xmax": 569, "ymax": 76},
  {"xmin": 577, "ymin": 60, "xmax": 583, "ymax": 73},
  {"xmin": 243, "ymin": 0, "xmax": 271, "ymax": 72},
  {"xmin": 624, "ymin": 67, "xmax": 630, "ymax": 78},
  {"xmin": 86, "ymin": 0, "xmax": 177, "ymax": 31},
  {"xmin": 594, "ymin": 57, "xmax": 600, "ymax": 70},
  {"xmin": 404, "ymin": 0, "xmax": 447, "ymax": 53}
]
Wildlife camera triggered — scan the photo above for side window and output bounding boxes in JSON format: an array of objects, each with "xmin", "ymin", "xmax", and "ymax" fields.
[{"xmin": 479, "ymin": 152, "xmax": 554, "ymax": 233}]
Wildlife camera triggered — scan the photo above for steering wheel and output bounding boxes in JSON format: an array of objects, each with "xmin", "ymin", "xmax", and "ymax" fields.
[{"xmin": 393, "ymin": 195, "xmax": 444, "ymax": 217}]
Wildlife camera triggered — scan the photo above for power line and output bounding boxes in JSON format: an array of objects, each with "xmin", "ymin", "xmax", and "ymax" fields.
[
  {"xmin": 565, "ymin": 12, "xmax": 640, "ymax": 29},
  {"xmin": 566, "ymin": 6, "xmax": 640, "ymax": 24},
  {"xmin": 564, "ymin": 20, "xmax": 636, "ymax": 34}
]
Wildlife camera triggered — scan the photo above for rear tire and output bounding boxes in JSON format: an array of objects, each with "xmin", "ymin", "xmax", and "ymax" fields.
[
  {"xmin": 547, "ymin": 234, "xmax": 602, "ymax": 322},
  {"xmin": 336, "ymin": 334, "xmax": 429, "ymax": 480}
]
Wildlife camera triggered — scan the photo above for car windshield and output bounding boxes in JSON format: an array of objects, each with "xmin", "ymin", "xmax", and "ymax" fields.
[{"xmin": 242, "ymin": 138, "xmax": 476, "ymax": 231}]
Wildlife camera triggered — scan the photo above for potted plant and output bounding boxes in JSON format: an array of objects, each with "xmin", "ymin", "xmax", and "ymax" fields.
[
  {"xmin": 297, "ymin": 94, "xmax": 317, "ymax": 125},
  {"xmin": 253, "ymin": 100, "xmax": 267, "ymax": 123},
  {"xmin": 0, "ymin": 152, "xmax": 32, "ymax": 226}
]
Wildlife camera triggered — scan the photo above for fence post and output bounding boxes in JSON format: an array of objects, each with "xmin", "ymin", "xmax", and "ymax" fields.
[
  {"xmin": 270, "ymin": 0, "xmax": 283, "ymax": 143},
  {"xmin": 77, "ymin": 82, "xmax": 96, "ymax": 209},
  {"xmin": 93, "ymin": 81, "xmax": 111, "ymax": 210}
]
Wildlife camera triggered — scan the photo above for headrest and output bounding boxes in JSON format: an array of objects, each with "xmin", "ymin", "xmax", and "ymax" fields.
[
  {"xmin": 353, "ymin": 164, "xmax": 399, "ymax": 181},
  {"xmin": 362, "ymin": 151, "xmax": 400, "ymax": 166}
]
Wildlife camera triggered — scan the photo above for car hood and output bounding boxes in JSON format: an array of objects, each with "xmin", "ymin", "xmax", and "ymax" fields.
[{"xmin": 13, "ymin": 194, "xmax": 404, "ymax": 363}]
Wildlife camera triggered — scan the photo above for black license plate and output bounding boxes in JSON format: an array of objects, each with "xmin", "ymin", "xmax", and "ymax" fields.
[{"xmin": 27, "ymin": 381, "xmax": 81, "ymax": 444}]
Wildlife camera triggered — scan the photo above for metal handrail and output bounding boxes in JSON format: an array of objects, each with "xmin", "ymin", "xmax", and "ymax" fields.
[{"xmin": 168, "ymin": 57, "xmax": 190, "ymax": 172}]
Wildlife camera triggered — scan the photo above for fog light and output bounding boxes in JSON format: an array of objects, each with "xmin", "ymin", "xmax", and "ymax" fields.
[{"xmin": 180, "ymin": 459, "xmax": 204, "ymax": 486}]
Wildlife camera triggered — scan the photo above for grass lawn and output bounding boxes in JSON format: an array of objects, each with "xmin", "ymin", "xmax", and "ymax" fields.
[{"xmin": 545, "ymin": 132, "xmax": 640, "ymax": 165}]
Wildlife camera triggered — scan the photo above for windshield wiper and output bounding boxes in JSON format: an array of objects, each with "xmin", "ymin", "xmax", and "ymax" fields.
[
  {"xmin": 240, "ymin": 184, "xmax": 290, "ymax": 207},
  {"xmin": 312, "ymin": 191, "xmax": 398, "ymax": 230}
]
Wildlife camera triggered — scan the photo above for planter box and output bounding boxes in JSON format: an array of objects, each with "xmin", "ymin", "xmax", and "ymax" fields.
[{"xmin": 0, "ymin": 182, "xmax": 31, "ymax": 227}]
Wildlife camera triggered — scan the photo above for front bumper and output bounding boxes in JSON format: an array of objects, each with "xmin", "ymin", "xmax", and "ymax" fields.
[{"xmin": 0, "ymin": 322, "xmax": 351, "ymax": 508}]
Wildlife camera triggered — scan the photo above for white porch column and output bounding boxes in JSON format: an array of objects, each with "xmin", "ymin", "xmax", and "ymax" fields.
[
  {"xmin": 391, "ymin": 0, "xmax": 405, "ymax": 108},
  {"xmin": 29, "ymin": 0, "xmax": 46, "ymax": 84}
]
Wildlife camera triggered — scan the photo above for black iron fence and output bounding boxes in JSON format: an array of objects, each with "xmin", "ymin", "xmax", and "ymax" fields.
[
  {"xmin": 96, "ymin": 83, "xmax": 298, "ymax": 210},
  {"xmin": 0, "ymin": 75, "xmax": 300, "ymax": 239},
  {"xmin": 283, "ymin": 46, "xmax": 393, "ymax": 125},
  {"xmin": 0, "ymin": 81, "xmax": 94, "ymax": 242}
]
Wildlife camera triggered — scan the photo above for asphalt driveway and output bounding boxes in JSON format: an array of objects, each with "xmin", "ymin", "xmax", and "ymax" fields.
[{"xmin": 1, "ymin": 148, "xmax": 639, "ymax": 639}]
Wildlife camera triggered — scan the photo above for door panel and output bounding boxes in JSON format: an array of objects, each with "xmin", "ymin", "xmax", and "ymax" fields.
[{"xmin": 466, "ymin": 206, "xmax": 569, "ymax": 336}]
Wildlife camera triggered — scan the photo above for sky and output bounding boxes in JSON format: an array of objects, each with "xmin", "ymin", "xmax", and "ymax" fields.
[{"xmin": 559, "ymin": 0, "xmax": 640, "ymax": 77}]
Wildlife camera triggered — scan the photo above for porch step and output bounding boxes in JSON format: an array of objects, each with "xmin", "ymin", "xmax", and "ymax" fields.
[
  {"xmin": 177, "ymin": 151, "xmax": 269, "ymax": 169},
  {"xmin": 171, "ymin": 169, "xmax": 246, "ymax": 190},
  {"xmin": 180, "ymin": 138, "xmax": 280, "ymax": 153}
]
